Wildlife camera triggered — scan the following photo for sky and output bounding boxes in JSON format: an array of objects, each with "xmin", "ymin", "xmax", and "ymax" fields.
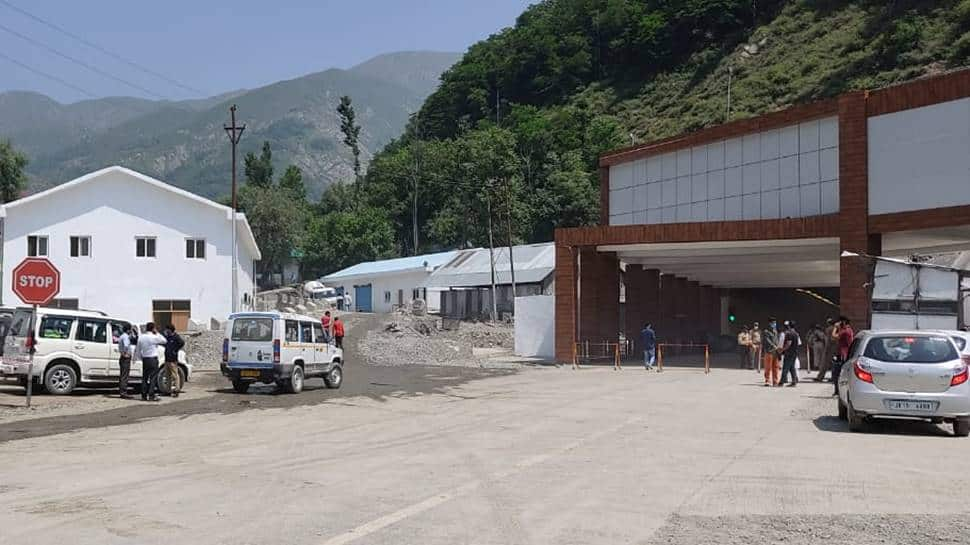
[{"xmin": 0, "ymin": 0, "xmax": 534, "ymax": 103}]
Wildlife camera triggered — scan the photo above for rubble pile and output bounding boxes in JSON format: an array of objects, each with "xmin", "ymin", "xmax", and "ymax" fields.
[
  {"xmin": 360, "ymin": 309, "xmax": 513, "ymax": 368},
  {"xmin": 184, "ymin": 329, "xmax": 225, "ymax": 369}
]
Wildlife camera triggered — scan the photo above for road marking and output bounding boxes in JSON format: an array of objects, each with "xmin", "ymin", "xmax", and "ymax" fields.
[{"xmin": 319, "ymin": 416, "xmax": 640, "ymax": 545}]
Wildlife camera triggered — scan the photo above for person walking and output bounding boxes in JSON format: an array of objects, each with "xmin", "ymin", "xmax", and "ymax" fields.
[
  {"xmin": 737, "ymin": 326, "xmax": 751, "ymax": 369},
  {"xmin": 136, "ymin": 322, "xmax": 167, "ymax": 402},
  {"xmin": 750, "ymin": 322, "xmax": 762, "ymax": 371},
  {"xmin": 779, "ymin": 321, "xmax": 801, "ymax": 387},
  {"xmin": 117, "ymin": 324, "xmax": 134, "ymax": 399},
  {"xmin": 807, "ymin": 323, "xmax": 826, "ymax": 376},
  {"xmin": 814, "ymin": 318, "xmax": 836, "ymax": 382},
  {"xmin": 333, "ymin": 316, "xmax": 345, "ymax": 349},
  {"xmin": 162, "ymin": 324, "xmax": 185, "ymax": 398},
  {"xmin": 321, "ymin": 311, "xmax": 333, "ymax": 343},
  {"xmin": 762, "ymin": 318, "xmax": 781, "ymax": 387},
  {"xmin": 641, "ymin": 323, "xmax": 657, "ymax": 371},
  {"xmin": 832, "ymin": 317, "xmax": 855, "ymax": 396}
]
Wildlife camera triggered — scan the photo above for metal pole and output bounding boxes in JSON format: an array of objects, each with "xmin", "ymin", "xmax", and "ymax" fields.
[
  {"xmin": 658, "ymin": 344, "xmax": 664, "ymax": 373},
  {"xmin": 486, "ymin": 189, "xmax": 498, "ymax": 322},
  {"xmin": 505, "ymin": 178, "xmax": 516, "ymax": 316},
  {"xmin": 26, "ymin": 304, "xmax": 35, "ymax": 408},
  {"xmin": 705, "ymin": 344, "xmax": 710, "ymax": 375},
  {"xmin": 224, "ymin": 105, "xmax": 245, "ymax": 314}
]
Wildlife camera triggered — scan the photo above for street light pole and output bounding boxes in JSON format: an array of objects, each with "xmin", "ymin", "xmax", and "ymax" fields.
[{"xmin": 224, "ymin": 105, "xmax": 245, "ymax": 313}]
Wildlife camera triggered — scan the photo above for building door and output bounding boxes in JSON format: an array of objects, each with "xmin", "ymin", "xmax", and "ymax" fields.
[
  {"xmin": 355, "ymin": 284, "xmax": 372, "ymax": 312},
  {"xmin": 153, "ymin": 300, "xmax": 191, "ymax": 330}
]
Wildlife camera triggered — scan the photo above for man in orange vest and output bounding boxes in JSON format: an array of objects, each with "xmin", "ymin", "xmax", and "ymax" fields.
[{"xmin": 333, "ymin": 316, "xmax": 345, "ymax": 349}]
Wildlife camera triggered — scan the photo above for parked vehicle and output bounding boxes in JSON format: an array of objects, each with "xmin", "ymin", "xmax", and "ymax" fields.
[
  {"xmin": 947, "ymin": 330, "xmax": 970, "ymax": 356},
  {"xmin": 0, "ymin": 307, "xmax": 192, "ymax": 395},
  {"xmin": 221, "ymin": 311, "xmax": 343, "ymax": 394},
  {"xmin": 837, "ymin": 330, "xmax": 970, "ymax": 436},
  {"xmin": 303, "ymin": 281, "xmax": 352, "ymax": 309}
]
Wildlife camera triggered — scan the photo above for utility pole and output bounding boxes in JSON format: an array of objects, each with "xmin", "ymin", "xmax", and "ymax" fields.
[
  {"xmin": 486, "ymin": 182, "xmax": 498, "ymax": 322},
  {"xmin": 412, "ymin": 113, "xmax": 421, "ymax": 255},
  {"xmin": 505, "ymin": 177, "xmax": 516, "ymax": 316},
  {"xmin": 224, "ymin": 105, "xmax": 245, "ymax": 313}
]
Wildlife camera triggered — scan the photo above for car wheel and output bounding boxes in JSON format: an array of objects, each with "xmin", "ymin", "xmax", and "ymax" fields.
[
  {"xmin": 324, "ymin": 365, "xmax": 342, "ymax": 389},
  {"xmin": 44, "ymin": 364, "xmax": 77, "ymax": 395},
  {"xmin": 231, "ymin": 380, "xmax": 250, "ymax": 394},
  {"xmin": 953, "ymin": 417, "xmax": 970, "ymax": 437},
  {"xmin": 838, "ymin": 399, "xmax": 847, "ymax": 421},
  {"xmin": 286, "ymin": 366, "xmax": 304, "ymax": 394},
  {"xmin": 847, "ymin": 399, "xmax": 866, "ymax": 433},
  {"xmin": 156, "ymin": 368, "xmax": 186, "ymax": 395}
]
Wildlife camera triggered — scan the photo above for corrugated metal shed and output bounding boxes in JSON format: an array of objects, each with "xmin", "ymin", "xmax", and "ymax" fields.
[
  {"xmin": 322, "ymin": 250, "xmax": 462, "ymax": 282},
  {"xmin": 424, "ymin": 242, "xmax": 554, "ymax": 288}
]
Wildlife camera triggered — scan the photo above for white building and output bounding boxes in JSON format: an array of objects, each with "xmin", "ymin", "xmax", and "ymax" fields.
[
  {"xmin": 322, "ymin": 250, "xmax": 461, "ymax": 313},
  {"xmin": 0, "ymin": 166, "xmax": 261, "ymax": 329}
]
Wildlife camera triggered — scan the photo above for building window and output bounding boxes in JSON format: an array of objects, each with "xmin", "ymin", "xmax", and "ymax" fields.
[
  {"xmin": 136, "ymin": 237, "xmax": 156, "ymax": 258},
  {"xmin": 70, "ymin": 236, "xmax": 91, "ymax": 258},
  {"xmin": 27, "ymin": 235, "xmax": 48, "ymax": 257},
  {"xmin": 384, "ymin": 291, "xmax": 391, "ymax": 303},
  {"xmin": 185, "ymin": 238, "xmax": 206, "ymax": 259},
  {"xmin": 152, "ymin": 299, "xmax": 191, "ymax": 331}
]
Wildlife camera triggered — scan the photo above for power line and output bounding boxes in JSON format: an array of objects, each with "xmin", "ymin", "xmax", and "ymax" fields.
[
  {"xmin": 0, "ymin": 21, "xmax": 166, "ymax": 99},
  {"xmin": 0, "ymin": 50, "xmax": 98, "ymax": 99},
  {"xmin": 0, "ymin": 0, "xmax": 206, "ymax": 96}
]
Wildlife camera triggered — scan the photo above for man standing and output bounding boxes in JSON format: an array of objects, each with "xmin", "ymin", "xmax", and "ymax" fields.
[
  {"xmin": 641, "ymin": 323, "xmax": 657, "ymax": 371},
  {"xmin": 117, "ymin": 324, "xmax": 134, "ymax": 399},
  {"xmin": 333, "ymin": 316, "xmax": 345, "ymax": 349},
  {"xmin": 136, "ymin": 322, "xmax": 167, "ymax": 402},
  {"xmin": 814, "ymin": 318, "xmax": 836, "ymax": 382},
  {"xmin": 779, "ymin": 321, "xmax": 801, "ymax": 387},
  {"xmin": 762, "ymin": 318, "xmax": 781, "ymax": 387},
  {"xmin": 737, "ymin": 325, "xmax": 751, "ymax": 369},
  {"xmin": 807, "ymin": 323, "xmax": 826, "ymax": 376},
  {"xmin": 832, "ymin": 317, "xmax": 855, "ymax": 396},
  {"xmin": 162, "ymin": 324, "xmax": 185, "ymax": 398},
  {"xmin": 321, "ymin": 311, "xmax": 332, "ymax": 343},
  {"xmin": 750, "ymin": 322, "xmax": 762, "ymax": 371}
]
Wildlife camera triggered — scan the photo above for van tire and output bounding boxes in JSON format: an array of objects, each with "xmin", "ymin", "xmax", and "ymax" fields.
[
  {"xmin": 324, "ymin": 365, "xmax": 342, "ymax": 389},
  {"xmin": 231, "ymin": 380, "xmax": 250, "ymax": 394},
  {"xmin": 157, "ymin": 367, "xmax": 186, "ymax": 395},
  {"xmin": 44, "ymin": 363, "xmax": 77, "ymax": 395},
  {"xmin": 286, "ymin": 366, "xmax": 304, "ymax": 394}
]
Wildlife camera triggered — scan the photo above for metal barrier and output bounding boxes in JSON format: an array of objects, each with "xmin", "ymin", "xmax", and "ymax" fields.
[
  {"xmin": 572, "ymin": 340, "xmax": 630, "ymax": 371},
  {"xmin": 656, "ymin": 343, "xmax": 710, "ymax": 374}
]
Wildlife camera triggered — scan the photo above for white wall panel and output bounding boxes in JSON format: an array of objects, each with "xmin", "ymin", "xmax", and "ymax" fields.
[
  {"xmin": 868, "ymin": 97, "xmax": 970, "ymax": 214},
  {"xmin": 608, "ymin": 116, "xmax": 839, "ymax": 225}
]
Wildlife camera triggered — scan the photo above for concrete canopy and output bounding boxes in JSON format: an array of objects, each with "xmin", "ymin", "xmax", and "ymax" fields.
[{"xmin": 599, "ymin": 237, "xmax": 841, "ymax": 289}]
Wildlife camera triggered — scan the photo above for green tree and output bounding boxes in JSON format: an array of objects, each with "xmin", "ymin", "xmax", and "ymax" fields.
[
  {"xmin": 278, "ymin": 165, "xmax": 306, "ymax": 202},
  {"xmin": 238, "ymin": 184, "xmax": 304, "ymax": 282},
  {"xmin": 244, "ymin": 141, "xmax": 274, "ymax": 188},
  {"xmin": 337, "ymin": 95, "xmax": 362, "ymax": 197},
  {"xmin": 0, "ymin": 140, "xmax": 28, "ymax": 203},
  {"xmin": 303, "ymin": 207, "xmax": 395, "ymax": 276}
]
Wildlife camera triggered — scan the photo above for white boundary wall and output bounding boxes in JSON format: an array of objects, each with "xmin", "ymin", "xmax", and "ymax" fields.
[{"xmin": 514, "ymin": 295, "xmax": 554, "ymax": 359}]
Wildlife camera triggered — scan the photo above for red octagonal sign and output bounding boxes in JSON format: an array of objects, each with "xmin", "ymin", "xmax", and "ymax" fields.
[{"xmin": 12, "ymin": 258, "xmax": 60, "ymax": 305}]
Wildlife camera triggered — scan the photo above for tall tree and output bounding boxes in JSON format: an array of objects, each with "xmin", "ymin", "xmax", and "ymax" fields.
[
  {"xmin": 238, "ymin": 184, "xmax": 303, "ymax": 283},
  {"xmin": 336, "ymin": 95, "xmax": 362, "ymax": 198},
  {"xmin": 244, "ymin": 141, "xmax": 274, "ymax": 188},
  {"xmin": 0, "ymin": 140, "xmax": 28, "ymax": 203},
  {"xmin": 278, "ymin": 165, "xmax": 306, "ymax": 202}
]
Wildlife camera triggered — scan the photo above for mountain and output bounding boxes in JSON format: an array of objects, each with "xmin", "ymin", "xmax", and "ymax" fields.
[
  {"xmin": 358, "ymin": 0, "xmax": 970, "ymax": 252},
  {"xmin": 0, "ymin": 51, "xmax": 460, "ymax": 199}
]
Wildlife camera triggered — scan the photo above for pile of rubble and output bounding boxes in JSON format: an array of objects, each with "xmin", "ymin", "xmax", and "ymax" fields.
[
  {"xmin": 359, "ymin": 310, "xmax": 513, "ymax": 368},
  {"xmin": 184, "ymin": 329, "xmax": 225, "ymax": 370}
]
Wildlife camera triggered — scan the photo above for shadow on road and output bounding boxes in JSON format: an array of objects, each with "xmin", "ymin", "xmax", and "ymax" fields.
[{"xmin": 813, "ymin": 415, "xmax": 953, "ymax": 437}]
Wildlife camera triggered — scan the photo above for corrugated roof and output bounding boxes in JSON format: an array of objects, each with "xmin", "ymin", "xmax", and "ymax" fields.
[
  {"xmin": 424, "ymin": 242, "xmax": 554, "ymax": 288},
  {"xmin": 322, "ymin": 250, "xmax": 462, "ymax": 281}
]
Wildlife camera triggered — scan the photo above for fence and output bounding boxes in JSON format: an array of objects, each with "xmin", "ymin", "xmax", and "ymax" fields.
[
  {"xmin": 656, "ymin": 343, "xmax": 710, "ymax": 374},
  {"xmin": 572, "ymin": 339, "xmax": 634, "ymax": 370}
]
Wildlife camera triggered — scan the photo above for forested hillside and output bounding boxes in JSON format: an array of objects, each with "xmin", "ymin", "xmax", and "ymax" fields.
[{"xmin": 352, "ymin": 0, "xmax": 970, "ymax": 258}]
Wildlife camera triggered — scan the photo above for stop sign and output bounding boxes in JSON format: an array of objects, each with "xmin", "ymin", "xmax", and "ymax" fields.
[{"xmin": 12, "ymin": 258, "xmax": 60, "ymax": 305}]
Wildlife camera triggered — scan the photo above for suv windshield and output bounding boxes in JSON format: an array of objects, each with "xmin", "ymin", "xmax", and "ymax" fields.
[
  {"xmin": 231, "ymin": 317, "xmax": 274, "ymax": 342},
  {"xmin": 864, "ymin": 336, "xmax": 958, "ymax": 363}
]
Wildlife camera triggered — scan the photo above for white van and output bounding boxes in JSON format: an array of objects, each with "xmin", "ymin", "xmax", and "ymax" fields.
[
  {"xmin": 221, "ymin": 311, "xmax": 343, "ymax": 394},
  {"xmin": 0, "ymin": 307, "xmax": 191, "ymax": 395}
]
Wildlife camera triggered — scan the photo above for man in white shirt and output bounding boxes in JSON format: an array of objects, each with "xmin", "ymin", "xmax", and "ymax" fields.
[{"xmin": 136, "ymin": 322, "xmax": 167, "ymax": 401}]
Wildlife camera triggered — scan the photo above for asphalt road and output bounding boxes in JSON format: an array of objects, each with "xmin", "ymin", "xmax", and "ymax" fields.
[{"xmin": 1, "ymin": 364, "xmax": 968, "ymax": 545}]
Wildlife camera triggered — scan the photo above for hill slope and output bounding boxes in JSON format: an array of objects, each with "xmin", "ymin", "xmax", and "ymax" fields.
[
  {"xmin": 360, "ymin": 0, "xmax": 970, "ymax": 252},
  {"xmin": 1, "ymin": 51, "xmax": 460, "ymax": 199}
]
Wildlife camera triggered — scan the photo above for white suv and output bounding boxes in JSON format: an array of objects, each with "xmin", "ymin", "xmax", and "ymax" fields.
[{"xmin": 0, "ymin": 307, "xmax": 191, "ymax": 395}]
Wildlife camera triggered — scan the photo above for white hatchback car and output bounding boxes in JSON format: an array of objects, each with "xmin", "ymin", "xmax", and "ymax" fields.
[
  {"xmin": 0, "ymin": 307, "xmax": 191, "ymax": 395},
  {"xmin": 837, "ymin": 330, "xmax": 970, "ymax": 436}
]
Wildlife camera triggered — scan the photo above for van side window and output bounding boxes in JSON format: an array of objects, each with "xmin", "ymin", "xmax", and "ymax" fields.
[
  {"xmin": 312, "ymin": 323, "xmax": 325, "ymax": 344},
  {"xmin": 39, "ymin": 316, "xmax": 74, "ymax": 339},
  {"xmin": 299, "ymin": 322, "xmax": 313, "ymax": 343},
  {"xmin": 284, "ymin": 320, "xmax": 299, "ymax": 343},
  {"xmin": 77, "ymin": 320, "xmax": 108, "ymax": 343}
]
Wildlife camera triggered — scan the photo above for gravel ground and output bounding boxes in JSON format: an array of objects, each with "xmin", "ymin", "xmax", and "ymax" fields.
[
  {"xmin": 359, "ymin": 313, "xmax": 515, "ymax": 368},
  {"xmin": 648, "ymin": 514, "xmax": 968, "ymax": 545}
]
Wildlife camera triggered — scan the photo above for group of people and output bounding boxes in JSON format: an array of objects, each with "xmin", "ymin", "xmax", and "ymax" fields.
[
  {"xmin": 116, "ymin": 322, "xmax": 185, "ymax": 401},
  {"xmin": 737, "ymin": 316, "xmax": 855, "ymax": 391},
  {"xmin": 320, "ymin": 310, "xmax": 345, "ymax": 348}
]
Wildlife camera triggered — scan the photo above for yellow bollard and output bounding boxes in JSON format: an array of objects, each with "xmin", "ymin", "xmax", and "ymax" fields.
[
  {"xmin": 704, "ymin": 344, "xmax": 710, "ymax": 374},
  {"xmin": 657, "ymin": 344, "xmax": 664, "ymax": 373}
]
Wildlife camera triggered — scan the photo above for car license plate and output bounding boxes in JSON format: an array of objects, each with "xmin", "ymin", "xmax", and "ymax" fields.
[
  {"xmin": 240, "ymin": 370, "xmax": 260, "ymax": 378},
  {"xmin": 886, "ymin": 400, "xmax": 937, "ymax": 412}
]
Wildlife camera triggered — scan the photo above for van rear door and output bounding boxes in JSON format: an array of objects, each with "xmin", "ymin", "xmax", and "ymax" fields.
[{"xmin": 229, "ymin": 316, "xmax": 276, "ymax": 368}]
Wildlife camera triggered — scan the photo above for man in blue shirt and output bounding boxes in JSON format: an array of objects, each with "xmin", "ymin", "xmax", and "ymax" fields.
[{"xmin": 641, "ymin": 323, "xmax": 657, "ymax": 371}]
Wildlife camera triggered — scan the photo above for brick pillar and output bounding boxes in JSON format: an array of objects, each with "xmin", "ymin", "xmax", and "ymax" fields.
[
  {"xmin": 600, "ymin": 167, "xmax": 610, "ymax": 226},
  {"xmin": 838, "ymin": 92, "xmax": 872, "ymax": 328},
  {"xmin": 699, "ymin": 286, "xmax": 719, "ymax": 342},
  {"xmin": 659, "ymin": 274, "xmax": 677, "ymax": 343},
  {"xmin": 578, "ymin": 247, "xmax": 619, "ymax": 345},
  {"xmin": 554, "ymin": 243, "xmax": 577, "ymax": 363},
  {"xmin": 686, "ymin": 280, "xmax": 701, "ymax": 343},
  {"xmin": 625, "ymin": 266, "xmax": 660, "ymax": 352}
]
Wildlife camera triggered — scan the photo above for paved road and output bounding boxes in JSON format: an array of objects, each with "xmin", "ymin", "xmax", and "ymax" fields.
[{"xmin": 0, "ymin": 366, "xmax": 967, "ymax": 545}]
